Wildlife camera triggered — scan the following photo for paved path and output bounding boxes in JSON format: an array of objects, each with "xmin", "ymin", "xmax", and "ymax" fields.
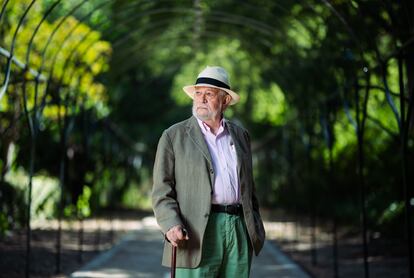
[{"xmin": 70, "ymin": 217, "xmax": 310, "ymax": 278}]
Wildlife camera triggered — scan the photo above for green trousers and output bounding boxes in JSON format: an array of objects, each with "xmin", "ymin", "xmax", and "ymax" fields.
[{"xmin": 176, "ymin": 212, "xmax": 252, "ymax": 278}]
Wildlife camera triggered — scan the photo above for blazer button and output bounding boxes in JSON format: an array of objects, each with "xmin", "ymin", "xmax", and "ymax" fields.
[
  {"xmin": 210, "ymin": 169, "xmax": 214, "ymax": 174},
  {"xmin": 204, "ymin": 213, "xmax": 209, "ymax": 218}
]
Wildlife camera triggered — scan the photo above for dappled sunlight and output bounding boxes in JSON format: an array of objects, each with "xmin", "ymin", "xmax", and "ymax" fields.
[
  {"xmin": 31, "ymin": 218, "xmax": 144, "ymax": 232},
  {"xmin": 71, "ymin": 268, "xmax": 163, "ymax": 278},
  {"xmin": 1, "ymin": 0, "xmax": 413, "ymax": 277}
]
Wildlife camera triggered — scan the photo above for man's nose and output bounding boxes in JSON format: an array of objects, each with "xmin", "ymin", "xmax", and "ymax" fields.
[{"xmin": 201, "ymin": 94, "xmax": 207, "ymax": 103}]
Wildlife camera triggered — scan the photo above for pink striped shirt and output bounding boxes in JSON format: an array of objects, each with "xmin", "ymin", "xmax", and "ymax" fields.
[{"xmin": 196, "ymin": 117, "xmax": 240, "ymax": 205}]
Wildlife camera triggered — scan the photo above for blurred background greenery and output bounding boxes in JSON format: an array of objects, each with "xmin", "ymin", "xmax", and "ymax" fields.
[{"xmin": 0, "ymin": 0, "xmax": 413, "ymax": 245}]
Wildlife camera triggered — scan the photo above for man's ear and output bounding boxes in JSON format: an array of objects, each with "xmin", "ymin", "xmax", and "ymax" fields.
[{"xmin": 223, "ymin": 94, "xmax": 232, "ymax": 107}]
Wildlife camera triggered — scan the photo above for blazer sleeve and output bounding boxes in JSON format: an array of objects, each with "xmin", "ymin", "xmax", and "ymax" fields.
[{"xmin": 151, "ymin": 130, "xmax": 184, "ymax": 234}]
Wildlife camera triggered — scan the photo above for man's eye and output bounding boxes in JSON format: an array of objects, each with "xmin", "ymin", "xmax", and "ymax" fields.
[{"xmin": 206, "ymin": 92, "xmax": 212, "ymax": 98}]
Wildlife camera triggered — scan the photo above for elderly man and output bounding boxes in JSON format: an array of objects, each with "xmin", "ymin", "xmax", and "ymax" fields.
[{"xmin": 152, "ymin": 66, "xmax": 265, "ymax": 277}]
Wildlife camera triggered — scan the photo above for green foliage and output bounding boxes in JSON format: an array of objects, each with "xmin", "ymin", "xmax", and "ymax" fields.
[
  {"xmin": 77, "ymin": 186, "xmax": 92, "ymax": 218},
  {"xmin": 378, "ymin": 201, "xmax": 405, "ymax": 226},
  {"xmin": 121, "ymin": 181, "xmax": 152, "ymax": 210},
  {"xmin": 171, "ymin": 38, "xmax": 288, "ymax": 126},
  {"xmin": 0, "ymin": 179, "xmax": 26, "ymax": 235},
  {"xmin": 0, "ymin": 0, "xmax": 413, "ymax": 239},
  {"xmin": 1, "ymin": 0, "xmax": 111, "ymax": 113},
  {"xmin": 31, "ymin": 175, "xmax": 60, "ymax": 219},
  {"xmin": 4, "ymin": 168, "xmax": 60, "ymax": 220},
  {"xmin": 63, "ymin": 186, "xmax": 91, "ymax": 218},
  {"xmin": 0, "ymin": 212, "xmax": 9, "ymax": 238}
]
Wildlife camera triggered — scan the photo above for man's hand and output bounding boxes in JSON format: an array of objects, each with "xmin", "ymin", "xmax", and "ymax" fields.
[{"xmin": 166, "ymin": 225, "xmax": 189, "ymax": 247}]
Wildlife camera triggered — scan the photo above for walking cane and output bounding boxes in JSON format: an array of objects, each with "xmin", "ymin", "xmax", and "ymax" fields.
[
  {"xmin": 171, "ymin": 228, "xmax": 186, "ymax": 278},
  {"xmin": 171, "ymin": 245, "xmax": 177, "ymax": 278}
]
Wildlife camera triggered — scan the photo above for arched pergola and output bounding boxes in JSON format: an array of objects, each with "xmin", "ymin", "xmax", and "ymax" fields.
[{"xmin": 0, "ymin": 1, "xmax": 413, "ymax": 277}]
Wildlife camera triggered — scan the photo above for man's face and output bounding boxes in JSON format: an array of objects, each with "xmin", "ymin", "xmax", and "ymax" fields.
[{"xmin": 192, "ymin": 86, "xmax": 226, "ymax": 121}]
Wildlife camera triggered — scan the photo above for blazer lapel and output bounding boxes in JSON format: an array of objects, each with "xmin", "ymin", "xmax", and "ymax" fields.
[{"xmin": 186, "ymin": 116, "xmax": 213, "ymax": 166}]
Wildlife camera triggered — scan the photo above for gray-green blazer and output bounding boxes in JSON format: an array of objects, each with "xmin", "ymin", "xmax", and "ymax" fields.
[{"xmin": 152, "ymin": 116, "xmax": 265, "ymax": 268}]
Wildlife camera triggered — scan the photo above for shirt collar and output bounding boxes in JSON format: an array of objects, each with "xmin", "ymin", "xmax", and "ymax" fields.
[{"xmin": 196, "ymin": 117, "xmax": 227, "ymax": 136}]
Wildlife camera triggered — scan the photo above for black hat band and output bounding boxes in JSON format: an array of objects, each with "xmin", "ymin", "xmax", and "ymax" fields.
[{"xmin": 195, "ymin": 77, "xmax": 230, "ymax": 90}]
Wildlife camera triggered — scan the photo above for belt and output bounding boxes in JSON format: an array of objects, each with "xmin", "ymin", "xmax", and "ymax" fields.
[{"xmin": 211, "ymin": 204, "xmax": 243, "ymax": 215}]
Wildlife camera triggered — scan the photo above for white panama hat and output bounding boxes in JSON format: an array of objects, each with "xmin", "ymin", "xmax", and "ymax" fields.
[{"xmin": 183, "ymin": 66, "xmax": 240, "ymax": 105}]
